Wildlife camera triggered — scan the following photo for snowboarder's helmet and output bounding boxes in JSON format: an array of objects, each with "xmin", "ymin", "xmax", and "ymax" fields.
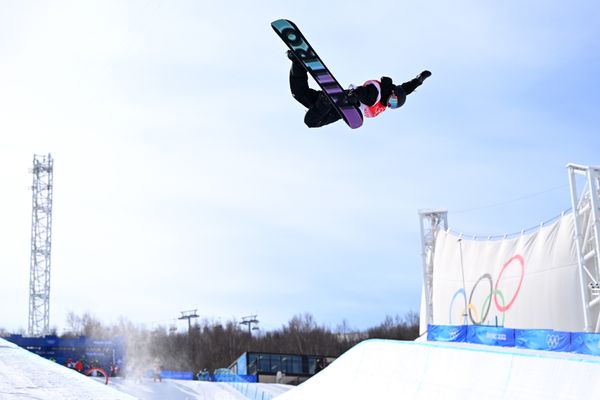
[{"xmin": 387, "ymin": 85, "xmax": 406, "ymax": 109}]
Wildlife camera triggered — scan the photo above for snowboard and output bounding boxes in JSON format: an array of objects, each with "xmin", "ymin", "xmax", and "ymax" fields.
[{"xmin": 271, "ymin": 19, "xmax": 363, "ymax": 129}]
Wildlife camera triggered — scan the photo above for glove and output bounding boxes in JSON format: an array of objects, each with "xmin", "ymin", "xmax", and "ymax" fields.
[{"xmin": 346, "ymin": 87, "xmax": 363, "ymax": 106}]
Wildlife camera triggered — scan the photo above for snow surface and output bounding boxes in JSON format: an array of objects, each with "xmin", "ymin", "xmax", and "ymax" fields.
[
  {"xmin": 277, "ymin": 339, "xmax": 600, "ymax": 400},
  {"xmin": 110, "ymin": 379, "xmax": 292, "ymax": 400},
  {"xmin": 0, "ymin": 337, "xmax": 293, "ymax": 400},
  {"xmin": 0, "ymin": 337, "xmax": 136, "ymax": 400},
  {"xmin": 12, "ymin": 332, "xmax": 600, "ymax": 400}
]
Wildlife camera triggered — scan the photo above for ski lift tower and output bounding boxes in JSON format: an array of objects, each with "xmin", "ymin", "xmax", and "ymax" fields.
[
  {"xmin": 28, "ymin": 154, "xmax": 54, "ymax": 337},
  {"xmin": 240, "ymin": 315, "xmax": 259, "ymax": 335}
]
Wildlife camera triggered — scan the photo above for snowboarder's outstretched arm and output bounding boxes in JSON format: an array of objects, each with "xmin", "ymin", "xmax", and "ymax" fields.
[{"xmin": 346, "ymin": 71, "xmax": 432, "ymax": 118}]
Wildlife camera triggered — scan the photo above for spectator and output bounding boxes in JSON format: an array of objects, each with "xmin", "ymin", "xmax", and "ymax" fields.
[
  {"xmin": 110, "ymin": 363, "xmax": 120, "ymax": 377},
  {"xmin": 152, "ymin": 359, "xmax": 162, "ymax": 383},
  {"xmin": 276, "ymin": 370, "xmax": 285, "ymax": 384},
  {"xmin": 315, "ymin": 358, "xmax": 325, "ymax": 373},
  {"xmin": 197, "ymin": 368, "xmax": 209, "ymax": 381},
  {"xmin": 74, "ymin": 359, "xmax": 84, "ymax": 373}
]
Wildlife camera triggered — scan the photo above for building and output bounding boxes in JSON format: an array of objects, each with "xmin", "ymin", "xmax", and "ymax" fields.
[{"xmin": 228, "ymin": 351, "xmax": 336, "ymax": 385}]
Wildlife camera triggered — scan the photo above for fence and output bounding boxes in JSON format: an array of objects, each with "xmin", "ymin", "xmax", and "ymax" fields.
[
  {"xmin": 428, "ymin": 324, "xmax": 600, "ymax": 355},
  {"xmin": 224, "ymin": 375, "xmax": 277, "ymax": 400}
]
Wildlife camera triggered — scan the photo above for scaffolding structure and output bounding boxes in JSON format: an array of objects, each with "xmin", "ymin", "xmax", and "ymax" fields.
[
  {"xmin": 418, "ymin": 209, "xmax": 448, "ymax": 331},
  {"xmin": 28, "ymin": 154, "xmax": 54, "ymax": 337},
  {"xmin": 568, "ymin": 163, "xmax": 600, "ymax": 332},
  {"xmin": 418, "ymin": 164, "xmax": 600, "ymax": 334}
]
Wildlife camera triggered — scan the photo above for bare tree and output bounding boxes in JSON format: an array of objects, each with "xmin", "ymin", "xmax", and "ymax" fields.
[{"xmin": 57, "ymin": 311, "xmax": 419, "ymax": 373}]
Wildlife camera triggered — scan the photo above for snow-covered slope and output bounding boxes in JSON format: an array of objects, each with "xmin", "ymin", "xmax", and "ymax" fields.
[
  {"xmin": 8, "ymin": 333, "xmax": 600, "ymax": 400},
  {"xmin": 0, "ymin": 337, "xmax": 293, "ymax": 400},
  {"xmin": 110, "ymin": 378, "xmax": 291, "ymax": 400},
  {"xmin": 0, "ymin": 337, "xmax": 135, "ymax": 400},
  {"xmin": 277, "ymin": 339, "xmax": 600, "ymax": 400}
]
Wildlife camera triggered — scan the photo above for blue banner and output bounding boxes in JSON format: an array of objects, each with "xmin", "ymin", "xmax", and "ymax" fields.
[
  {"xmin": 571, "ymin": 332, "xmax": 600, "ymax": 356},
  {"xmin": 427, "ymin": 324, "xmax": 466, "ymax": 342},
  {"xmin": 160, "ymin": 370, "xmax": 194, "ymax": 380},
  {"xmin": 236, "ymin": 375, "xmax": 257, "ymax": 383},
  {"xmin": 467, "ymin": 325, "xmax": 515, "ymax": 347},
  {"xmin": 213, "ymin": 374, "xmax": 257, "ymax": 383},
  {"xmin": 5, "ymin": 334, "xmax": 124, "ymax": 370},
  {"xmin": 427, "ymin": 324, "xmax": 600, "ymax": 357},
  {"xmin": 515, "ymin": 329, "xmax": 570, "ymax": 352}
]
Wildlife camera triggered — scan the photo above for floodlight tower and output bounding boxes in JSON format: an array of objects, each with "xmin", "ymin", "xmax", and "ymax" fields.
[{"xmin": 28, "ymin": 154, "xmax": 54, "ymax": 337}]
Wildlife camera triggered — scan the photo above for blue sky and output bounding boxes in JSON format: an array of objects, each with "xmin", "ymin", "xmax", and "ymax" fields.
[{"xmin": 0, "ymin": 0, "xmax": 599, "ymax": 334}]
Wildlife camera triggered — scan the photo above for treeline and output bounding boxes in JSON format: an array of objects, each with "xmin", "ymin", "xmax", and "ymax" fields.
[{"xmin": 60, "ymin": 311, "xmax": 419, "ymax": 373}]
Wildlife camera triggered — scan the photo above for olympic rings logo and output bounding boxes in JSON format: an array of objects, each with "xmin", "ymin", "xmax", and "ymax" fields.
[
  {"xmin": 546, "ymin": 334, "xmax": 560, "ymax": 349},
  {"xmin": 448, "ymin": 255, "xmax": 525, "ymax": 325}
]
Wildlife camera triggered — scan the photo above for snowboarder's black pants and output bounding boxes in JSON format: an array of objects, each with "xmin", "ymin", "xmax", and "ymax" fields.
[
  {"xmin": 289, "ymin": 62, "xmax": 318, "ymax": 108},
  {"xmin": 289, "ymin": 62, "xmax": 341, "ymax": 128}
]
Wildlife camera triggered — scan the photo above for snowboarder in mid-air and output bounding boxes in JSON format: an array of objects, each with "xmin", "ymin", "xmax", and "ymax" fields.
[{"xmin": 287, "ymin": 50, "xmax": 431, "ymax": 128}]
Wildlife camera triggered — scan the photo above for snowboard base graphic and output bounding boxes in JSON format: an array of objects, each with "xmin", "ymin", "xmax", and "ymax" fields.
[{"xmin": 271, "ymin": 19, "xmax": 363, "ymax": 129}]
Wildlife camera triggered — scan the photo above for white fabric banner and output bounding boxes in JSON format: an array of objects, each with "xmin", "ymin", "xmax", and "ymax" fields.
[{"xmin": 430, "ymin": 213, "xmax": 583, "ymax": 331}]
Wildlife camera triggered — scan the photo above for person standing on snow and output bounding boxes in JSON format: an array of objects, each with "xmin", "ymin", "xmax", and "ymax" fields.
[
  {"xmin": 286, "ymin": 50, "xmax": 431, "ymax": 128},
  {"xmin": 74, "ymin": 358, "xmax": 84, "ymax": 373},
  {"xmin": 152, "ymin": 360, "xmax": 162, "ymax": 382}
]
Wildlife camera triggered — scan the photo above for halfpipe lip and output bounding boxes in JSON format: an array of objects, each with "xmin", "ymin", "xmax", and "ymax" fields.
[{"xmin": 352, "ymin": 338, "xmax": 600, "ymax": 365}]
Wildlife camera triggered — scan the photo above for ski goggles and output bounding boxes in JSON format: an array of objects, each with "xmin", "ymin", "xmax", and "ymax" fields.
[
  {"xmin": 387, "ymin": 94, "xmax": 401, "ymax": 109},
  {"xmin": 387, "ymin": 86, "xmax": 406, "ymax": 109}
]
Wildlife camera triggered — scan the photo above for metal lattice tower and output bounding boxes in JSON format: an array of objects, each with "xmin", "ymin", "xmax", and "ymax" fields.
[
  {"xmin": 568, "ymin": 163, "xmax": 600, "ymax": 332},
  {"xmin": 28, "ymin": 154, "xmax": 54, "ymax": 337}
]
